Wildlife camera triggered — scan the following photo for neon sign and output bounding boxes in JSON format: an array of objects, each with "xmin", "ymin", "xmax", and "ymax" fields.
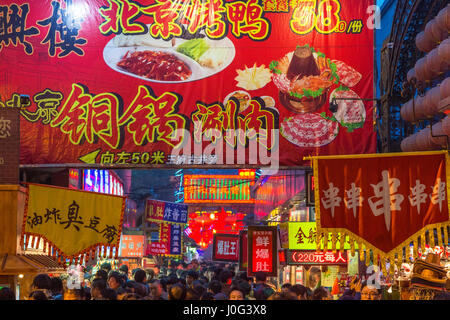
[{"xmin": 83, "ymin": 169, "xmax": 123, "ymax": 195}]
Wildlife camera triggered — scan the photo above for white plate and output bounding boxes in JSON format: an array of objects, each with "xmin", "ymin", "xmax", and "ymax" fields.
[{"xmin": 103, "ymin": 33, "xmax": 236, "ymax": 83}]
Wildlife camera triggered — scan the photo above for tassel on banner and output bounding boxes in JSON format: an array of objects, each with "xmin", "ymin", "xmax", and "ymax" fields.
[
  {"xmin": 331, "ymin": 233, "xmax": 337, "ymax": 253},
  {"xmin": 27, "ymin": 235, "xmax": 33, "ymax": 249},
  {"xmin": 34, "ymin": 236, "xmax": 40, "ymax": 249},
  {"xmin": 365, "ymin": 249, "xmax": 370, "ymax": 267},
  {"xmin": 115, "ymin": 246, "xmax": 119, "ymax": 259},
  {"xmin": 339, "ymin": 233, "xmax": 346, "ymax": 254},
  {"xmin": 315, "ymin": 232, "xmax": 321, "ymax": 252},
  {"xmin": 359, "ymin": 242, "xmax": 364, "ymax": 261},
  {"xmin": 390, "ymin": 255, "xmax": 395, "ymax": 275},
  {"xmin": 323, "ymin": 233, "xmax": 329, "ymax": 253},
  {"xmin": 350, "ymin": 238, "xmax": 355, "ymax": 256},
  {"xmin": 109, "ymin": 247, "xmax": 113, "ymax": 259},
  {"xmin": 435, "ymin": 228, "xmax": 440, "ymax": 247}
]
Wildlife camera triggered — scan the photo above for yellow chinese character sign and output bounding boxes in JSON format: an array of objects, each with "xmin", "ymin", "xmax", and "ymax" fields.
[{"xmin": 21, "ymin": 183, "xmax": 126, "ymax": 264}]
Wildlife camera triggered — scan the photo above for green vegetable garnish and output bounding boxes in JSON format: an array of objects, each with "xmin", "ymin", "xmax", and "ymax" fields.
[{"xmin": 176, "ymin": 38, "xmax": 209, "ymax": 61}]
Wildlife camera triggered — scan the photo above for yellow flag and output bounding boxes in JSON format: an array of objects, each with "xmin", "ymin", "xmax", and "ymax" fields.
[{"xmin": 22, "ymin": 183, "xmax": 126, "ymax": 259}]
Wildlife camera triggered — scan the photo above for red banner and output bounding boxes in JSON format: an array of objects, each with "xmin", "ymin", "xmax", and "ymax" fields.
[
  {"xmin": 146, "ymin": 222, "xmax": 183, "ymax": 257},
  {"xmin": 212, "ymin": 234, "xmax": 239, "ymax": 262},
  {"xmin": 247, "ymin": 226, "xmax": 277, "ymax": 276},
  {"xmin": 313, "ymin": 151, "xmax": 450, "ymax": 268},
  {"xmin": 0, "ymin": 0, "xmax": 375, "ymax": 167}
]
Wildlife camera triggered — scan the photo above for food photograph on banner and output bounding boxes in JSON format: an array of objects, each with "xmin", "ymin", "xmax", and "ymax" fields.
[{"xmin": 0, "ymin": 0, "xmax": 449, "ymax": 304}]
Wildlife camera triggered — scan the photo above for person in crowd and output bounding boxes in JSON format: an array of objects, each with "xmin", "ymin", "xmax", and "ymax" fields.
[
  {"xmin": 186, "ymin": 270, "xmax": 199, "ymax": 289},
  {"xmin": 289, "ymin": 284, "xmax": 308, "ymax": 300},
  {"xmin": 94, "ymin": 269, "xmax": 108, "ymax": 282},
  {"xmin": 281, "ymin": 283, "xmax": 292, "ymax": 294},
  {"xmin": 30, "ymin": 273, "xmax": 53, "ymax": 299},
  {"xmin": 50, "ymin": 277, "xmax": 64, "ymax": 300},
  {"xmin": 145, "ymin": 269, "xmax": 155, "ymax": 282},
  {"xmin": 133, "ymin": 268, "xmax": 150, "ymax": 296},
  {"xmin": 149, "ymin": 279, "xmax": 167, "ymax": 300},
  {"xmin": 312, "ymin": 286, "xmax": 332, "ymax": 300},
  {"xmin": 100, "ymin": 262, "xmax": 112, "ymax": 274},
  {"xmin": 185, "ymin": 287, "xmax": 202, "ymax": 300},
  {"xmin": 91, "ymin": 278, "xmax": 107, "ymax": 300},
  {"xmin": 200, "ymin": 291, "xmax": 215, "ymax": 300},
  {"xmin": 107, "ymin": 271, "xmax": 127, "ymax": 297},
  {"xmin": 168, "ymin": 283, "xmax": 186, "ymax": 300},
  {"xmin": 102, "ymin": 288, "xmax": 118, "ymax": 300},
  {"xmin": 267, "ymin": 291, "xmax": 297, "ymax": 300},
  {"xmin": 118, "ymin": 264, "xmax": 129, "ymax": 280},
  {"xmin": 229, "ymin": 286, "xmax": 246, "ymax": 300},
  {"xmin": 29, "ymin": 290, "xmax": 48, "ymax": 300},
  {"xmin": 360, "ymin": 282, "xmax": 381, "ymax": 301},
  {"xmin": 0, "ymin": 287, "xmax": 15, "ymax": 300},
  {"xmin": 219, "ymin": 270, "xmax": 233, "ymax": 296},
  {"xmin": 207, "ymin": 280, "xmax": 226, "ymax": 300},
  {"xmin": 253, "ymin": 271, "xmax": 274, "ymax": 300}
]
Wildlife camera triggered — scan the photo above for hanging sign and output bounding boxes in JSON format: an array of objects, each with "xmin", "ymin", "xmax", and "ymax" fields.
[
  {"xmin": 21, "ymin": 183, "xmax": 126, "ymax": 263},
  {"xmin": 313, "ymin": 151, "xmax": 450, "ymax": 271},
  {"xmin": 146, "ymin": 199, "xmax": 188, "ymax": 225},
  {"xmin": 286, "ymin": 250, "xmax": 348, "ymax": 265},
  {"xmin": 212, "ymin": 233, "xmax": 239, "ymax": 262},
  {"xmin": 247, "ymin": 226, "xmax": 277, "ymax": 276},
  {"xmin": 146, "ymin": 222, "xmax": 183, "ymax": 257}
]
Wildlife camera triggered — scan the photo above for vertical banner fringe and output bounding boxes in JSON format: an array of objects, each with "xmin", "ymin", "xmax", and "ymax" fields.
[
  {"xmin": 339, "ymin": 233, "xmax": 345, "ymax": 254},
  {"xmin": 323, "ymin": 233, "xmax": 328, "ymax": 253},
  {"xmin": 359, "ymin": 242, "xmax": 364, "ymax": 261},
  {"xmin": 27, "ymin": 235, "xmax": 32, "ymax": 249},
  {"xmin": 316, "ymin": 232, "xmax": 321, "ymax": 252},
  {"xmin": 350, "ymin": 238, "xmax": 355, "ymax": 256},
  {"xmin": 331, "ymin": 233, "xmax": 337, "ymax": 253},
  {"xmin": 435, "ymin": 228, "xmax": 440, "ymax": 247}
]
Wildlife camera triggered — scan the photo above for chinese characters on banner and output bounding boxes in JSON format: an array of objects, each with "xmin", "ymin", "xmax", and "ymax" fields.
[
  {"xmin": 247, "ymin": 226, "xmax": 277, "ymax": 276},
  {"xmin": 212, "ymin": 234, "xmax": 239, "ymax": 262},
  {"xmin": 0, "ymin": 107, "xmax": 20, "ymax": 184},
  {"xmin": 146, "ymin": 199, "xmax": 188, "ymax": 225},
  {"xmin": 287, "ymin": 250, "xmax": 348, "ymax": 265},
  {"xmin": 313, "ymin": 151, "xmax": 450, "ymax": 271},
  {"xmin": 0, "ymin": 0, "xmax": 375, "ymax": 167},
  {"xmin": 22, "ymin": 183, "xmax": 126, "ymax": 263}
]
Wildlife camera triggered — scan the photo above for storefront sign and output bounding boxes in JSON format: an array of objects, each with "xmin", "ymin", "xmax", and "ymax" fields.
[
  {"xmin": 146, "ymin": 199, "xmax": 188, "ymax": 225},
  {"xmin": 239, "ymin": 230, "xmax": 248, "ymax": 271},
  {"xmin": 313, "ymin": 151, "xmax": 450, "ymax": 264},
  {"xmin": 120, "ymin": 235, "xmax": 144, "ymax": 258},
  {"xmin": 83, "ymin": 169, "xmax": 123, "ymax": 195},
  {"xmin": 21, "ymin": 183, "xmax": 126, "ymax": 261},
  {"xmin": 287, "ymin": 250, "xmax": 347, "ymax": 265},
  {"xmin": 212, "ymin": 234, "xmax": 239, "ymax": 262},
  {"xmin": 247, "ymin": 226, "xmax": 277, "ymax": 276},
  {"xmin": 1, "ymin": 0, "xmax": 375, "ymax": 167},
  {"xmin": 287, "ymin": 222, "xmax": 354, "ymax": 250},
  {"xmin": 147, "ymin": 222, "xmax": 183, "ymax": 257}
]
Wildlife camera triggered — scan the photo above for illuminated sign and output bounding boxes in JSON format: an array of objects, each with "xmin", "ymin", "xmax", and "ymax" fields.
[
  {"xmin": 239, "ymin": 230, "xmax": 248, "ymax": 271},
  {"xmin": 287, "ymin": 250, "xmax": 348, "ymax": 265},
  {"xmin": 120, "ymin": 235, "xmax": 145, "ymax": 258},
  {"xmin": 212, "ymin": 234, "xmax": 239, "ymax": 262},
  {"xmin": 68, "ymin": 169, "xmax": 79, "ymax": 189},
  {"xmin": 248, "ymin": 226, "xmax": 277, "ymax": 277},
  {"xmin": 184, "ymin": 175, "xmax": 254, "ymax": 203},
  {"xmin": 83, "ymin": 169, "xmax": 123, "ymax": 196}
]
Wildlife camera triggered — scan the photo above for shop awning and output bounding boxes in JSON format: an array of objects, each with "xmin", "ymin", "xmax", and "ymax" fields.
[{"xmin": 0, "ymin": 253, "xmax": 65, "ymax": 275}]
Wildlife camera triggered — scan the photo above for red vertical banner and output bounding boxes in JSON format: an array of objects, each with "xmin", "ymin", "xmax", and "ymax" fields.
[
  {"xmin": 239, "ymin": 230, "xmax": 248, "ymax": 271},
  {"xmin": 247, "ymin": 226, "xmax": 277, "ymax": 276},
  {"xmin": 146, "ymin": 200, "xmax": 166, "ymax": 223},
  {"xmin": 212, "ymin": 234, "xmax": 239, "ymax": 262}
]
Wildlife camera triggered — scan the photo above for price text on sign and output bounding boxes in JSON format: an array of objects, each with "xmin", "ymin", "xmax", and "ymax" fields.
[{"xmin": 287, "ymin": 250, "xmax": 348, "ymax": 265}]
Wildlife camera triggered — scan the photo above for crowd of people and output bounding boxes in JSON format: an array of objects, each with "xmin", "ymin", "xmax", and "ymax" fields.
[{"xmin": 0, "ymin": 258, "xmax": 448, "ymax": 300}]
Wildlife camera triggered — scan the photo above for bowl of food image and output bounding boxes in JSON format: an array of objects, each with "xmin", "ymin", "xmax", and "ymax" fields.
[
  {"xmin": 224, "ymin": 90, "xmax": 251, "ymax": 113},
  {"xmin": 270, "ymin": 45, "xmax": 338, "ymax": 113}
]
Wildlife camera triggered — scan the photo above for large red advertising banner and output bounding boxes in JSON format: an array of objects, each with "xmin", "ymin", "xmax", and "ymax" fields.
[
  {"xmin": 247, "ymin": 226, "xmax": 277, "ymax": 276},
  {"xmin": 0, "ymin": 0, "xmax": 375, "ymax": 167},
  {"xmin": 313, "ymin": 151, "xmax": 450, "ymax": 272}
]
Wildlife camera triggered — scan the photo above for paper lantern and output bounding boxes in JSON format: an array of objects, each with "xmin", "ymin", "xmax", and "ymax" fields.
[
  {"xmin": 407, "ymin": 68, "xmax": 416, "ymax": 82},
  {"xmin": 430, "ymin": 121, "xmax": 448, "ymax": 147},
  {"xmin": 401, "ymin": 99, "xmax": 414, "ymax": 121},
  {"xmin": 416, "ymin": 31, "xmax": 437, "ymax": 53},
  {"xmin": 437, "ymin": 38, "xmax": 450, "ymax": 70},
  {"xmin": 441, "ymin": 77, "xmax": 450, "ymax": 99},
  {"xmin": 430, "ymin": 18, "xmax": 447, "ymax": 43},
  {"xmin": 442, "ymin": 115, "xmax": 450, "ymax": 136},
  {"xmin": 436, "ymin": 6, "xmax": 450, "ymax": 32},
  {"xmin": 401, "ymin": 135, "xmax": 416, "ymax": 152}
]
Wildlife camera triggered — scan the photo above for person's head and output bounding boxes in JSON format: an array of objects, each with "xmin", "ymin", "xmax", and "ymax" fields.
[
  {"xmin": 168, "ymin": 283, "xmax": 186, "ymax": 300},
  {"xmin": 145, "ymin": 269, "xmax": 155, "ymax": 282},
  {"xmin": 312, "ymin": 286, "xmax": 331, "ymax": 300},
  {"xmin": 134, "ymin": 269, "xmax": 147, "ymax": 284},
  {"xmin": 95, "ymin": 269, "xmax": 108, "ymax": 281},
  {"xmin": 219, "ymin": 270, "xmax": 233, "ymax": 285},
  {"xmin": 50, "ymin": 277, "xmax": 63, "ymax": 295},
  {"xmin": 253, "ymin": 286, "xmax": 274, "ymax": 300},
  {"xmin": 29, "ymin": 290, "xmax": 48, "ymax": 300},
  {"xmin": 31, "ymin": 274, "xmax": 52, "ymax": 290},
  {"xmin": 100, "ymin": 262, "xmax": 112, "ymax": 273},
  {"xmin": 0, "ymin": 287, "xmax": 15, "ymax": 300},
  {"xmin": 267, "ymin": 291, "xmax": 297, "ymax": 300},
  {"xmin": 281, "ymin": 283, "xmax": 292, "ymax": 293},
  {"xmin": 185, "ymin": 287, "xmax": 201, "ymax": 300},
  {"xmin": 254, "ymin": 271, "xmax": 267, "ymax": 283},
  {"xmin": 290, "ymin": 284, "xmax": 308, "ymax": 300},
  {"xmin": 360, "ymin": 282, "xmax": 382, "ymax": 301},
  {"xmin": 119, "ymin": 265, "xmax": 129, "ymax": 276},
  {"xmin": 108, "ymin": 271, "xmax": 124, "ymax": 290},
  {"xmin": 208, "ymin": 280, "xmax": 222, "ymax": 295},
  {"xmin": 229, "ymin": 286, "xmax": 245, "ymax": 300},
  {"xmin": 186, "ymin": 270, "xmax": 198, "ymax": 286},
  {"xmin": 102, "ymin": 288, "xmax": 117, "ymax": 300},
  {"xmin": 149, "ymin": 280, "xmax": 163, "ymax": 299},
  {"xmin": 200, "ymin": 292, "xmax": 215, "ymax": 300},
  {"xmin": 91, "ymin": 278, "xmax": 107, "ymax": 300}
]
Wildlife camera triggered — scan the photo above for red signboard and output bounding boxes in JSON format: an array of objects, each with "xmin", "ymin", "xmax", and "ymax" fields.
[
  {"xmin": 247, "ymin": 226, "xmax": 277, "ymax": 276},
  {"xmin": 314, "ymin": 151, "xmax": 450, "ymax": 262},
  {"xmin": 212, "ymin": 234, "xmax": 239, "ymax": 262},
  {"xmin": 287, "ymin": 250, "xmax": 347, "ymax": 265},
  {"xmin": 239, "ymin": 230, "xmax": 248, "ymax": 271},
  {"xmin": 120, "ymin": 235, "xmax": 145, "ymax": 258},
  {"xmin": 0, "ymin": 0, "xmax": 375, "ymax": 167}
]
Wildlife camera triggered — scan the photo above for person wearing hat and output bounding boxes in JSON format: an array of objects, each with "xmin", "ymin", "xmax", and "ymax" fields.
[{"xmin": 119, "ymin": 264, "xmax": 129, "ymax": 281}]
